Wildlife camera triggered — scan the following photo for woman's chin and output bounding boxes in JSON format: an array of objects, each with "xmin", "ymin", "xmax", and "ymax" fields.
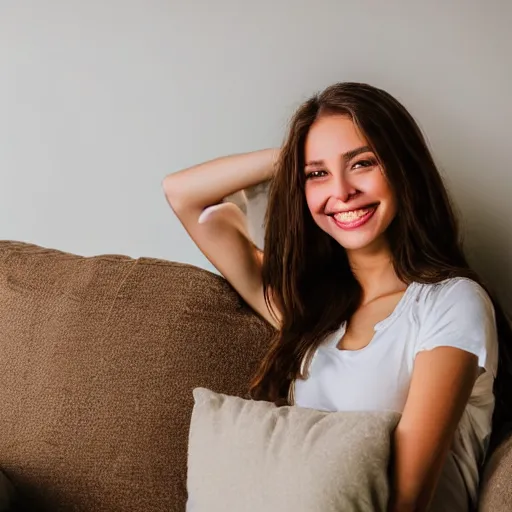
[{"xmin": 332, "ymin": 230, "xmax": 388, "ymax": 253}]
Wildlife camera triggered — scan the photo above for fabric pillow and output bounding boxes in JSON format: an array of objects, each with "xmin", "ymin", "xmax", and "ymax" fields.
[{"xmin": 187, "ymin": 387, "xmax": 401, "ymax": 512}]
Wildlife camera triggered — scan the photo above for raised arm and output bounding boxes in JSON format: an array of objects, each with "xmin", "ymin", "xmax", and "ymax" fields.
[{"xmin": 162, "ymin": 149, "xmax": 282, "ymax": 329}]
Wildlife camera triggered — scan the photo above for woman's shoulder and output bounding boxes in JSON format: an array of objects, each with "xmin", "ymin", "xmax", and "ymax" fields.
[
  {"xmin": 411, "ymin": 278, "xmax": 499, "ymax": 377},
  {"xmin": 409, "ymin": 277, "xmax": 496, "ymax": 333},
  {"xmin": 413, "ymin": 277, "xmax": 493, "ymax": 309},
  {"xmin": 409, "ymin": 276, "xmax": 497, "ymax": 345}
]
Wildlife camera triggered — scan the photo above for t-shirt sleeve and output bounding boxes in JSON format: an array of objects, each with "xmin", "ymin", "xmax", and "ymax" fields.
[{"xmin": 415, "ymin": 279, "xmax": 498, "ymax": 377}]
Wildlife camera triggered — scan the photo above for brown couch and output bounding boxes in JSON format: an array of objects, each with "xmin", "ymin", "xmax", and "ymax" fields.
[{"xmin": 0, "ymin": 240, "xmax": 510, "ymax": 511}]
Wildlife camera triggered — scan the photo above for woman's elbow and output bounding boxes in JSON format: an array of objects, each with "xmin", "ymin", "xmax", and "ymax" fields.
[{"xmin": 162, "ymin": 175, "xmax": 185, "ymax": 212}]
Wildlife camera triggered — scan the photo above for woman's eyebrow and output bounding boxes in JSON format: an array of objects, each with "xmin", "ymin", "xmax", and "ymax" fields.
[
  {"xmin": 305, "ymin": 145, "xmax": 372, "ymax": 167},
  {"xmin": 342, "ymin": 145, "xmax": 372, "ymax": 162}
]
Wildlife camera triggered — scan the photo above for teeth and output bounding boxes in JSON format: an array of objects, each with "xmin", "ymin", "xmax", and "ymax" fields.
[{"xmin": 333, "ymin": 208, "xmax": 371, "ymax": 222}]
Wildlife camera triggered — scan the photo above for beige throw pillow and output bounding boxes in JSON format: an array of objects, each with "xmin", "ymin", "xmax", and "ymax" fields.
[{"xmin": 187, "ymin": 387, "xmax": 400, "ymax": 512}]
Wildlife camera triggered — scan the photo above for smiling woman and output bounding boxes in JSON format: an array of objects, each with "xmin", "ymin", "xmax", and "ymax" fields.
[
  {"xmin": 303, "ymin": 116, "xmax": 397, "ymax": 252},
  {"xmin": 162, "ymin": 82, "xmax": 512, "ymax": 512}
]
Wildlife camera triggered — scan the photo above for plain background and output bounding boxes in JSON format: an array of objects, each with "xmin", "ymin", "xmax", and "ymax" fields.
[{"xmin": 1, "ymin": 0, "xmax": 511, "ymax": 314}]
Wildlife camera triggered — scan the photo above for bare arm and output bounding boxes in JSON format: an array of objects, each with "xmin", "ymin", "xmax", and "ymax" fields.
[
  {"xmin": 389, "ymin": 347, "xmax": 478, "ymax": 511},
  {"xmin": 162, "ymin": 149, "xmax": 282, "ymax": 329}
]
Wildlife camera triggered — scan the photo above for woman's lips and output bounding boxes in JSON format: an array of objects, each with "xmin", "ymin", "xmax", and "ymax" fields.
[{"xmin": 330, "ymin": 206, "xmax": 377, "ymax": 230}]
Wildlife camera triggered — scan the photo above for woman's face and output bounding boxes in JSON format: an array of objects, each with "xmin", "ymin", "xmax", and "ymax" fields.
[{"xmin": 304, "ymin": 114, "xmax": 397, "ymax": 253}]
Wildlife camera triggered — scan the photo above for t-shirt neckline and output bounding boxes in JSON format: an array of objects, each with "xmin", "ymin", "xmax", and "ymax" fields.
[{"xmin": 326, "ymin": 281, "xmax": 418, "ymax": 353}]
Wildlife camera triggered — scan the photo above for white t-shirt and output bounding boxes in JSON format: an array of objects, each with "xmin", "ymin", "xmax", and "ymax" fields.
[{"xmin": 290, "ymin": 278, "xmax": 498, "ymax": 511}]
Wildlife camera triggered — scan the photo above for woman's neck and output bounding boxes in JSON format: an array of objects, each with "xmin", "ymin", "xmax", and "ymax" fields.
[{"xmin": 347, "ymin": 241, "xmax": 407, "ymax": 305}]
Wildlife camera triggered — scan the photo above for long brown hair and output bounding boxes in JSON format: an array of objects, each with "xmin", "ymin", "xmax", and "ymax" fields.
[{"xmin": 249, "ymin": 82, "xmax": 512, "ymax": 453}]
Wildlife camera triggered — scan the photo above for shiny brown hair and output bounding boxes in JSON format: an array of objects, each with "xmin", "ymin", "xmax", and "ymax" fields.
[{"xmin": 249, "ymin": 82, "xmax": 512, "ymax": 453}]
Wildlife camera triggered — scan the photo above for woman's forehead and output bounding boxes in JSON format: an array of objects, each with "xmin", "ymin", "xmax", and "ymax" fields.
[{"xmin": 304, "ymin": 115, "xmax": 369, "ymax": 162}]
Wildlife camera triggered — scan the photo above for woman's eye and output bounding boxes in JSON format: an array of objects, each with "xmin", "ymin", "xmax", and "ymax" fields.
[
  {"xmin": 352, "ymin": 159, "xmax": 375, "ymax": 170},
  {"xmin": 306, "ymin": 170, "xmax": 326, "ymax": 180}
]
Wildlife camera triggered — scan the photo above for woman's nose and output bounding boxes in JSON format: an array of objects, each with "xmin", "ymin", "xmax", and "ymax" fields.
[{"xmin": 333, "ymin": 173, "xmax": 357, "ymax": 203}]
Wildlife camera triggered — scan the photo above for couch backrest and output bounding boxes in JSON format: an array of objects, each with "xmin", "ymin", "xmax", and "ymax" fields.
[{"xmin": 0, "ymin": 241, "xmax": 274, "ymax": 511}]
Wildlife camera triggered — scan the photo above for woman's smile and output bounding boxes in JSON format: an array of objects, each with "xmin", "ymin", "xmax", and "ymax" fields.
[{"xmin": 330, "ymin": 205, "xmax": 378, "ymax": 230}]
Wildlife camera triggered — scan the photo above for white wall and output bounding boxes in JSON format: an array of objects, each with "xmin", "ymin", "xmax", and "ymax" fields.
[{"xmin": 1, "ymin": 0, "xmax": 511, "ymax": 313}]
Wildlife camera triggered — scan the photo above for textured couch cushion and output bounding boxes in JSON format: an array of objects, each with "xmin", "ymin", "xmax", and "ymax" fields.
[
  {"xmin": 0, "ymin": 470, "xmax": 15, "ymax": 512},
  {"xmin": 478, "ymin": 434, "xmax": 512, "ymax": 511},
  {"xmin": 1, "ymin": 241, "xmax": 510, "ymax": 511},
  {"xmin": 187, "ymin": 387, "xmax": 401, "ymax": 512},
  {"xmin": 0, "ymin": 241, "xmax": 274, "ymax": 511}
]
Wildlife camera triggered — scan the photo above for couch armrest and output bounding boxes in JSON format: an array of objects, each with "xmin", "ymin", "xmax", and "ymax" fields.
[{"xmin": 478, "ymin": 434, "xmax": 512, "ymax": 511}]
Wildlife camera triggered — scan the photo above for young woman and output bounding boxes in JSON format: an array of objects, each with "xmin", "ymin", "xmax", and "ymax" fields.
[{"xmin": 162, "ymin": 82, "xmax": 512, "ymax": 512}]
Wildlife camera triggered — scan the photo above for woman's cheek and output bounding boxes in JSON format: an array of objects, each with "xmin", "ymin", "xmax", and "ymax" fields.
[{"xmin": 304, "ymin": 188, "xmax": 324, "ymax": 216}]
